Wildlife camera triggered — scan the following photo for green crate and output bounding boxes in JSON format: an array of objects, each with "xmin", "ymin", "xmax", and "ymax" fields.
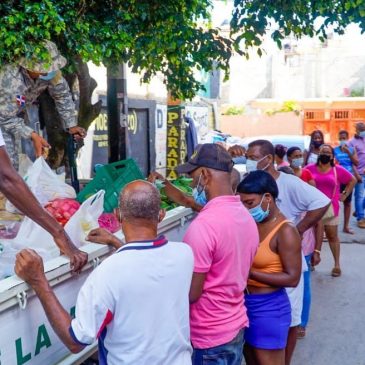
[{"xmin": 77, "ymin": 159, "xmax": 144, "ymax": 212}]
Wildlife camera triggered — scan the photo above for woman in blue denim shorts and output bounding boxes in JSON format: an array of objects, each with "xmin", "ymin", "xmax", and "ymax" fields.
[{"xmin": 238, "ymin": 171, "xmax": 302, "ymax": 365}]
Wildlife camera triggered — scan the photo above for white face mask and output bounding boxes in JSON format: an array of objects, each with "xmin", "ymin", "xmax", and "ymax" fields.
[{"xmin": 246, "ymin": 155, "xmax": 270, "ymax": 173}]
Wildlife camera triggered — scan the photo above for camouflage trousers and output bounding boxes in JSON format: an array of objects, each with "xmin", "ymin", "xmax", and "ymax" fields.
[{"xmin": 1, "ymin": 129, "xmax": 20, "ymax": 170}]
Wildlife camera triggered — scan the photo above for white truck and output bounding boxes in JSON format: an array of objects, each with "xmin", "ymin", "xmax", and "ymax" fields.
[{"xmin": 0, "ymin": 206, "xmax": 194, "ymax": 365}]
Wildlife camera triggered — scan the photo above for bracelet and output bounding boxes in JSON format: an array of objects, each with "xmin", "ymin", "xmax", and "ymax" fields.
[{"xmin": 314, "ymin": 249, "xmax": 321, "ymax": 254}]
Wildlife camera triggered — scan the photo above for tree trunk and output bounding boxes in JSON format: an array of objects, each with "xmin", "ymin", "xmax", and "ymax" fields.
[{"xmin": 39, "ymin": 60, "xmax": 102, "ymax": 170}]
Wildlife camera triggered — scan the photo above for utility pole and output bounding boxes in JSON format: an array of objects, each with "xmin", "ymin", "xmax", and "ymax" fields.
[{"xmin": 107, "ymin": 64, "xmax": 128, "ymax": 162}]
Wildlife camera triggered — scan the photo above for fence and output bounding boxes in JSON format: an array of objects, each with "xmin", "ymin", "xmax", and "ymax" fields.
[{"xmin": 304, "ymin": 109, "xmax": 365, "ymax": 142}]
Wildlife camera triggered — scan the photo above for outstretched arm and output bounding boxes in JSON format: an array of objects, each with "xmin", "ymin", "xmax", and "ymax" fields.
[
  {"xmin": 15, "ymin": 249, "xmax": 84, "ymax": 353},
  {"xmin": 0, "ymin": 147, "xmax": 87, "ymax": 272}
]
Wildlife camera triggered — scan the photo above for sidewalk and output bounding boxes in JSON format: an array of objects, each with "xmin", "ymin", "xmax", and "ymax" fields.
[
  {"xmin": 338, "ymin": 213, "xmax": 365, "ymax": 244},
  {"xmin": 293, "ymin": 243, "xmax": 365, "ymax": 365}
]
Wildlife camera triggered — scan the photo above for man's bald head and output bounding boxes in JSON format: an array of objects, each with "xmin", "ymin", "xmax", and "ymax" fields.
[{"xmin": 120, "ymin": 180, "xmax": 161, "ymax": 223}]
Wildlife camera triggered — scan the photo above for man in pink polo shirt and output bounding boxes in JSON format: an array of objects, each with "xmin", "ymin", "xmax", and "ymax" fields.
[{"xmin": 177, "ymin": 143, "xmax": 259, "ymax": 365}]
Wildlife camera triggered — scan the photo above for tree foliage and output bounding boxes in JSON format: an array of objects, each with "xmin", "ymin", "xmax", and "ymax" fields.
[
  {"xmin": 231, "ymin": 0, "xmax": 365, "ymax": 55},
  {"xmin": 2, "ymin": 1, "xmax": 364, "ymax": 99},
  {"xmin": 1, "ymin": 0, "xmax": 365, "ymax": 167},
  {"xmin": 0, "ymin": 0, "xmax": 232, "ymax": 100}
]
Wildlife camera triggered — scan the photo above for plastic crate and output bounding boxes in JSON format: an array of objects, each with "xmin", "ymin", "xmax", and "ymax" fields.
[{"xmin": 77, "ymin": 159, "xmax": 144, "ymax": 212}]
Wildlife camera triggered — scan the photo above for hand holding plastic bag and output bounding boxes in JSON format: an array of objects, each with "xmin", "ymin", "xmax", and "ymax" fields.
[
  {"xmin": 64, "ymin": 190, "xmax": 105, "ymax": 247},
  {"xmin": 6, "ymin": 157, "xmax": 76, "ymax": 213}
]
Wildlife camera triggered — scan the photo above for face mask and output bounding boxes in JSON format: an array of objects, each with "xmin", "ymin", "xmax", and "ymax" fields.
[
  {"xmin": 246, "ymin": 155, "xmax": 270, "ymax": 173},
  {"xmin": 291, "ymin": 157, "xmax": 304, "ymax": 168},
  {"xmin": 249, "ymin": 195, "xmax": 270, "ymax": 223},
  {"xmin": 39, "ymin": 70, "xmax": 57, "ymax": 81},
  {"xmin": 359, "ymin": 131, "xmax": 365, "ymax": 138},
  {"xmin": 313, "ymin": 141, "xmax": 323, "ymax": 148},
  {"xmin": 192, "ymin": 188, "xmax": 207, "ymax": 206},
  {"xmin": 192, "ymin": 173, "xmax": 207, "ymax": 206},
  {"xmin": 339, "ymin": 140, "xmax": 348, "ymax": 146},
  {"xmin": 318, "ymin": 154, "xmax": 332, "ymax": 165}
]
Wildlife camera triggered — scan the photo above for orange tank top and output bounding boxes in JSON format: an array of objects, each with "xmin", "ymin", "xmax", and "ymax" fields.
[{"xmin": 247, "ymin": 220, "xmax": 289, "ymax": 288}]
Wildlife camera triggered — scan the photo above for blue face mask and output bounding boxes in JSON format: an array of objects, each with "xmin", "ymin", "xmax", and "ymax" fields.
[
  {"xmin": 192, "ymin": 173, "xmax": 208, "ymax": 206},
  {"xmin": 193, "ymin": 188, "xmax": 207, "ymax": 206},
  {"xmin": 339, "ymin": 140, "xmax": 348, "ymax": 146},
  {"xmin": 39, "ymin": 70, "xmax": 57, "ymax": 81},
  {"xmin": 291, "ymin": 157, "xmax": 304, "ymax": 168},
  {"xmin": 249, "ymin": 195, "xmax": 270, "ymax": 223},
  {"xmin": 246, "ymin": 155, "xmax": 270, "ymax": 173},
  {"xmin": 359, "ymin": 131, "xmax": 365, "ymax": 138}
]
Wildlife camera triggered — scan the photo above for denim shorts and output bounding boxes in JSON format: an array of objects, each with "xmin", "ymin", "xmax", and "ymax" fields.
[
  {"xmin": 192, "ymin": 328, "xmax": 244, "ymax": 365},
  {"xmin": 244, "ymin": 288, "xmax": 291, "ymax": 350}
]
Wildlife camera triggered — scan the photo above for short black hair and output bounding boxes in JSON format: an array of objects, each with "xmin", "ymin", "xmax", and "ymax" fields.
[
  {"xmin": 237, "ymin": 170, "xmax": 279, "ymax": 199},
  {"xmin": 275, "ymin": 144, "xmax": 287, "ymax": 159},
  {"xmin": 278, "ymin": 166, "xmax": 295, "ymax": 175},
  {"xmin": 287, "ymin": 146, "xmax": 301, "ymax": 157},
  {"xmin": 310, "ymin": 130, "xmax": 324, "ymax": 145},
  {"xmin": 248, "ymin": 139, "xmax": 275, "ymax": 158},
  {"xmin": 339, "ymin": 130, "xmax": 349, "ymax": 137}
]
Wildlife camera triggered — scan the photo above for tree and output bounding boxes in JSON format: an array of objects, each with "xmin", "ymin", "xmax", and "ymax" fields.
[
  {"xmin": 230, "ymin": 1, "xmax": 365, "ymax": 55},
  {"xmin": 1, "ymin": 0, "xmax": 365, "ymax": 167},
  {"xmin": 0, "ymin": 0, "xmax": 232, "ymax": 167}
]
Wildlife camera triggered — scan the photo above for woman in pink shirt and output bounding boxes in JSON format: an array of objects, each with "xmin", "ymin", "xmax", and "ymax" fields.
[{"xmin": 305, "ymin": 144, "xmax": 356, "ymax": 277}]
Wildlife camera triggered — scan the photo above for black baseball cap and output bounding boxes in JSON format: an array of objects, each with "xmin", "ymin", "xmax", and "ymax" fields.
[{"xmin": 176, "ymin": 143, "xmax": 233, "ymax": 174}]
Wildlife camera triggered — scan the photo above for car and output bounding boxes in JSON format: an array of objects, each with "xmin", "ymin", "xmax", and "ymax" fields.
[
  {"xmin": 230, "ymin": 134, "xmax": 311, "ymax": 178},
  {"xmin": 236, "ymin": 134, "xmax": 311, "ymax": 151}
]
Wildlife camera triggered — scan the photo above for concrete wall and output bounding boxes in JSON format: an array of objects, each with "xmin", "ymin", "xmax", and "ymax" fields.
[{"xmin": 220, "ymin": 112, "xmax": 303, "ymax": 138}]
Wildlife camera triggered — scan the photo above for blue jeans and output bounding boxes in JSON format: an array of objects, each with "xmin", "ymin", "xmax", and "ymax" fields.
[
  {"xmin": 301, "ymin": 254, "xmax": 312, "ymax": 328},
  {"xmin": 354, "ymin": 177, "xmax": 365, "ymax": 220},
  {"xmin": 192, "ymin": 329, "xmax": 244, "ymax": 365}
]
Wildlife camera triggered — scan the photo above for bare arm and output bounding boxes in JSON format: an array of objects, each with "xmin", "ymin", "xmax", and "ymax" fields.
[
  {"xmin": 148, "ymin": 172, "xmax": 202, "ymax": 212},
  {"xmin": 0, "ymin": 147, "xmax": 87, "ymax": 271},
  {"xmin": 189, "ymin": 272, "xmax": 206, "ymax": 303},
  {"xmin": 340, "ymin": 176, "xmax": 357, "ymax": 202},
  {"xmin": 296, "ymin": 204, "xmax": 330, "ymax": 236},
  {"xmin": 15, "ymin": 250, "xmax": 84, "ymax": 353},
  {"xmin": 0, "ymin": 147, "xmax": 60, "ymax": 235},
  {"xmin": 343, "ymin": 145, "xmax": 359, "ymax": 166},
  {"xmin": 249, "ymin": 223, "xmax": 301, "ymax": 287},
  {"xmin": 87, "ymin": 228, "xmax": 123, "ymax": 249}
]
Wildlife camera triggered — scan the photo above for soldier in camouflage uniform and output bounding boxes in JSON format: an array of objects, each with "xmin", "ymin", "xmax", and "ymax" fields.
[{"xmin": 0, "ymin": 41, "xmax": 86, "ymax": 169}]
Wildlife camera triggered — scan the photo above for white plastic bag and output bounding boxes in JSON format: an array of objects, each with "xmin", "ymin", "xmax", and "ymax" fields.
[
  {"xmin": 0, "ymin": 241, "xmax": 18, "ymax": 279},
  {"xmin": 25, "ymin": 157, "xmax": 76, "ymax": 205},
  {"xmin": 11, "ymin": 218, "xmax": 60, "ymax": 261},
  {"xmin": 6, "ymin": 157, "xmax": 76, "ymax": 213},
  {"xmin": 65, "ymin": 190, "xmax": 105, "ymax": 248}
]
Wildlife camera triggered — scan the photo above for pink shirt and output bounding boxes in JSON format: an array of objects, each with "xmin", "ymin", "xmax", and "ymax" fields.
[
  {"xmin": 305, "ymin": 164, "xmax": 353, "ymax": 216},
  {"xmin": 183, "ymin": 195, "xmax": 258, "ymax": 349}
]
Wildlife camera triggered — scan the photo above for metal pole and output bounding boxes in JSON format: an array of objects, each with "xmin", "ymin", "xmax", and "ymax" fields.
[{"xmin": 107, "ymin": 64, "xmax": 128, "ymax": 162}]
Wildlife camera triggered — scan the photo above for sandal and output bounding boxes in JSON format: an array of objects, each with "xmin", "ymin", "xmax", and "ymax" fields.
[
  {"xmin": 297, "ymin": 326, "xmax": 306, "ymax": 339},
  {"xmin": 331, "ymin": 267, "xmax": 342, "ymax": 277}
]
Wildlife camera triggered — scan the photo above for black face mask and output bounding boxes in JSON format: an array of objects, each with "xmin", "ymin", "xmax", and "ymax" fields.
[
  {"xmin": 313, "ymin": 141, "xmax": 323, "ymax": 148},
  {"xmin": 318, "ymin": 154, "xmax": 332, "ymax": 165}
]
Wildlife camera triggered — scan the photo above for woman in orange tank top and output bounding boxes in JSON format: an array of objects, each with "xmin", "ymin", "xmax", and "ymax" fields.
[{"xmin": 237, "ymin": 171, "xmax": 302, "ymax": 365}]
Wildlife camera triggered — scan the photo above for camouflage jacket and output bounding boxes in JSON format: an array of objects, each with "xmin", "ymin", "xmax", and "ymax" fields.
[{"xmin": 0, "ymin": 65, "xmax": 77, "ymax": 139}]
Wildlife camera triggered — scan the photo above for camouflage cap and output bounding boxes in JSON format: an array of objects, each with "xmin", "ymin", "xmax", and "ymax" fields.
[{"xmin": 19, "ymin": 40, "xmax": 67, "ymax": 73}]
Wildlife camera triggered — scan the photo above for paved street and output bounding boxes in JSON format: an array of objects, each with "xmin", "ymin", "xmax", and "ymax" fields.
[{"xmin": 293, "ymin": 215, "xmax": 365, "ymax": 365}]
